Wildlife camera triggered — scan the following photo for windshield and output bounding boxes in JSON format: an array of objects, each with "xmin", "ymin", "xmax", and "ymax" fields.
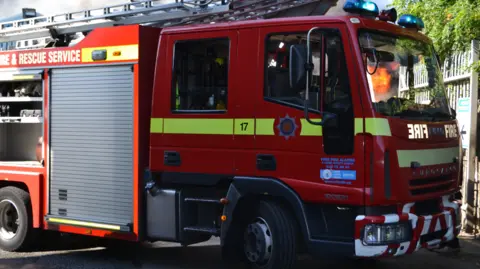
[{"xmin": 359, "ymin": 31, "xmax": 453, "ymax": 121}]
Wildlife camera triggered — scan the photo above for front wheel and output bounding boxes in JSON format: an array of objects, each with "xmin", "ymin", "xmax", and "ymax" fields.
[{"xmin": 242, "ymin": 200, "xmax": 298, "ymax": 269}]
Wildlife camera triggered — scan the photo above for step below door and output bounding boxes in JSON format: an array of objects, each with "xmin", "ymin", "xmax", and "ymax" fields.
[{"xmin": 48, "ymin": 65, "xmax": 134, "ymax": 230}]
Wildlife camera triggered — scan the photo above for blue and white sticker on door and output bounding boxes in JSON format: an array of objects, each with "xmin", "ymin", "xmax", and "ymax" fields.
[
  {"xmin": 320, "ymin": 169, "xmax": 356, "ymax": 180},
  {"xmin": 320, "ymin": 157, "xmax": 356, "ymax": 184}
]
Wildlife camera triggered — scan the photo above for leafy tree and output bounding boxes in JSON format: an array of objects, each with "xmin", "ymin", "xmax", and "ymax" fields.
[{"xmin": 390, "ymin": 0, "xmax": 480, "ymax": 71}]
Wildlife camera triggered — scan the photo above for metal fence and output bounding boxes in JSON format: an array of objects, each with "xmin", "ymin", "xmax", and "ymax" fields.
[
  {"xmin": 443, "ymin": 50, "xmax": 475, "ymax": 111},
  {"xmin": 397, "ymin": 46, "xmax": 474, "ymax": 109}
]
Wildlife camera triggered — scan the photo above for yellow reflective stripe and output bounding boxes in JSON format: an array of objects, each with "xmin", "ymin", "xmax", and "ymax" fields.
[
  {"xmin": 256, "ymin": 119, "xmax": 275, "ymax": 135},
  {"xmin": 300, "ymin": 119, "xmax": 322, "ymax": 136},
  {"xmin": 47, "ymin": 217, "xmax": 121, "ymax": 231},
  {"xmin": 164, "ymin": 118, "xmax": 233, "ymax": 135},
  {"xmin": 81, "ymin": 44, "xmax": 139, "ymax": 63},
  {"xmin": 397, "ymin": 147, "xmax": 459, "ymax": 168},
  {"xmin": 150, "ymin": 118, "xmax": 164, "ymax": 134},
  {"xmin": 354, "ymin": 118, "xmax": 364, "ymax": 134},
  {"xmin": 234, "ymin": 118, "xmax": 255, "ymax": 135},
  {"xmin": 150, "ymin": 117, "xmax": 392, "ymax": 136},
  {"xmin": 355, "ymin": 118, "xmax": 392, "ymax": 136},
  {"xmin": 365, "ymin": 118, "xmax": 391, "ymax": 136},
  {"xmin": 12, "ymin": 74, "xmax": 42, "ymax": 80}
]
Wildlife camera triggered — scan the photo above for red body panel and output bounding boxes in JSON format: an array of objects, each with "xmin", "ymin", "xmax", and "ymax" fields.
[
  {"xmin": 364, "ymin": 131, "xmax": 459, "ymax": 199},
  {"xmin": 377, "ymin": 119, "xmax": 459, "ymax": 203},
  {"xmin": 0, "ymin": 170, "xmax": 43, "ymax": 228},
  {"xmin": 45, "ymin": 223, "xmax": 138, "ymax": 241},
  {"xmin": 137, "ymin": 26, "xmax": 162, "ymax": 238}
]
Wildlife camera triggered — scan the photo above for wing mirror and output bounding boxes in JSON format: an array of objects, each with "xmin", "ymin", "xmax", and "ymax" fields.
[
  {"xmin": 288, "ymin": 29, "xmax": 338, "ymax": 127},
  {"xmin": 289, "ymin": 44, "xmax": 309, "ymax": 91}
]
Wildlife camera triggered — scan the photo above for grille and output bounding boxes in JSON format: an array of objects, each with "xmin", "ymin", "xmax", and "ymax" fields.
[{"xmin": 409, "ymin": 175, "xmax": 455, "ymax": 196}]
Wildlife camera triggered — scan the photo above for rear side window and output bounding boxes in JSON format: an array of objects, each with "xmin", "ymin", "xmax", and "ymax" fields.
[{"xmin": 171, "ymin": 38, "xmax": 230, "ymax": 112}]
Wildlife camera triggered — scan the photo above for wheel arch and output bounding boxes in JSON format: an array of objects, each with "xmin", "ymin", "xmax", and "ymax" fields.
[
  {"xmin": 0, "ymin": 181, "xmax": 29, "ymax": 193},
  {"xmin": 220, "ymin": 176, "xmax": 310, "ymax": 250},
  {"xmin": 0, "ymin": 172, "xmax": 44, "ymax": 228}
]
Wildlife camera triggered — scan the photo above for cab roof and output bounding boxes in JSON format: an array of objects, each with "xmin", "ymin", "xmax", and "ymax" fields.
[{"xmin": 160, "ymin": 15, "xmax": 431, "ymax": 44}]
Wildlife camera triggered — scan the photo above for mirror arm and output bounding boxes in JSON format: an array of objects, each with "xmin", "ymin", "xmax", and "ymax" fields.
[
  {"xmin": 305, "ymin": 27, "xmax": 319, "ymax": 101},
  {"xmin": 302, "ymin": 63, "xmax": 323, "ymax": 125},
  {"xmin": 303, "ymin": 102, "xmax": 336, "ymax": 126},
  {"xmin": 303, "ymin": 101, "xmax": 323, "ymax": 125},
  {"xmin": 303, "ymin": 60, "xmax": 324, "ymax": 125},
  {"xmin": 304, "ymin": 27, "xmax": 324, "ymax": 126}
]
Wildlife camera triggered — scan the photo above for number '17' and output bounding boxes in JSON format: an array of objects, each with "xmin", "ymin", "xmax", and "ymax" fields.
[{"xmin": 240, "ymin": 122, "xmax": 248, "ymax": 131}]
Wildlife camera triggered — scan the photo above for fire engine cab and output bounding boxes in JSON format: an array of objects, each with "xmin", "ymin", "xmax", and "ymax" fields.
[{"xmin": 0, "ymin": 0, "xmax": 462, "ymax": 268}]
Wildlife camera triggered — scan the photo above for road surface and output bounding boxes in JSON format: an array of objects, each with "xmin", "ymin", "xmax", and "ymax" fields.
[{"xmin": 1, "ymin": 235, "xmax": 480, "ymax": 269}]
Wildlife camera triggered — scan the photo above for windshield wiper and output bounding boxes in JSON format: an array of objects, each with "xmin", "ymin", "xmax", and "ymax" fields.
[
  {"xmin": 391, "ymin": 109, "xmax": 434, "ymax": 120},
  {"xmin": 391, "ymin": 109, "xmax": 453, "ymax": 121},
  {"xmin": 422, "ymin": 111, "xmax": 455, "ymax": 121}
]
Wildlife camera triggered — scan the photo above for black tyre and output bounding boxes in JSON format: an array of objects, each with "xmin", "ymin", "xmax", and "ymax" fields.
[
  {"xmin": 242, "ymin": 200, "xmax": 298, "ymax": 269},
  {"xmin": 0, "ymin": 186, "xmax": 35, "ymax": 252}
]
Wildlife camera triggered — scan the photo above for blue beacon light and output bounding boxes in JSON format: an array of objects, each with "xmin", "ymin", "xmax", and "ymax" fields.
[
  {"xmin": 397, "ymin": 14, "xmax": 425, "ymax": 30},
  {"xmin": 343, "ymin": 0, "xmax": 380, "ymax": 17}
]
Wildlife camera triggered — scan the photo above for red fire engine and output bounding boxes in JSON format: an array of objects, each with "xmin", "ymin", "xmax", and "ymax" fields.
[{"xmin": 0, "ymin": 0, "xmax": 463, "ymax": 268}]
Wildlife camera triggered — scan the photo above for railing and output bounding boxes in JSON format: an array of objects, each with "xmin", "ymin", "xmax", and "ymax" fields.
[
  {"xmin": 398, "ymin": 48, "xmax": 474, "ymax": 109},
  {"xmin": 443, "ymin": 50, "xmax": 474, "ymax": 111}
]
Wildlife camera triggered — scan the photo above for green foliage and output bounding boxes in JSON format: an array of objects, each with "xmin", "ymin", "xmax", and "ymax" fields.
[
  {"xmin": 472, "ymin": 59, "xmax": 480, "ymax": 73},
  {"xmin": 391, "ymin": 0, "xmax": 480, "ymax": 69}
]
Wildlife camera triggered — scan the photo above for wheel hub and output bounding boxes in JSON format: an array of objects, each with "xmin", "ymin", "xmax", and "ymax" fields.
[
  {"xmin": 243, "ymin": 217, "xmax": 273, "ymax": 265},
  {"xmin": 0, "ymin": 199, "xmax": 19, "ymax": 240}
]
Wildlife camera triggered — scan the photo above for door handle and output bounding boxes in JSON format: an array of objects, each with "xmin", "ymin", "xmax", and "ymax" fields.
[{"xmin": 257, "ymin": 154, "xmax": 276, "ymax": 171}]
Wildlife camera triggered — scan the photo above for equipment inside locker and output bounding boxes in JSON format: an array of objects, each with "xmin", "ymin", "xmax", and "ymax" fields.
[{"xmin": 0, "ymin": 79, "xmax": 43, "ymax": 166}]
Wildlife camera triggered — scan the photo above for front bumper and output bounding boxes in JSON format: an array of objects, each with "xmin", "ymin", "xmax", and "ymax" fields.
[{"xmin": 354, "ymin": 195, "xmax": 461, "ymax": 257}]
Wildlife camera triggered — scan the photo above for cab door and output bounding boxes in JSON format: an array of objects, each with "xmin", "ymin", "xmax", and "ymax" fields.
[
  {"xmin": 150, "ymin": 30, "xmax": 238, "ymax": 180},
  {"xmin": 254, "ymin": 23, "xmax": 366, "ymax": 204}
]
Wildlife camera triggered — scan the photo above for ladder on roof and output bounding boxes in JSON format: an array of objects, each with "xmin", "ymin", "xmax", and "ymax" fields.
[
  {"xmin": 168, "ymin": 0, "xmax": 324, "ymax": 26},
  {"xmin": 0, "ymin": 0, "xmax": 323, "ymax": 43}
]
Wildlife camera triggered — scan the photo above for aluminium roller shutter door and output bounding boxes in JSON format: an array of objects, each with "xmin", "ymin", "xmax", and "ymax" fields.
[{"xmin": 49, "ymin": 65, "xmax": 134, "ymax": 226}]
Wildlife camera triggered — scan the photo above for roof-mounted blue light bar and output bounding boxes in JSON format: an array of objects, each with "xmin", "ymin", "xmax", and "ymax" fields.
[
  {"xmin": 397, "ymin": 14, "xmax": 425, "ymax": 30},
  {"xmin": 343, "ymin": 0, "xmax": 379, "ymax": 17}
]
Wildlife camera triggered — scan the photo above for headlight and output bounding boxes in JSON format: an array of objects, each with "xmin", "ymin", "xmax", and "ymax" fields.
[{"xmin": 362, "ymin": 223, "xmax": 411, "ymax": 245}]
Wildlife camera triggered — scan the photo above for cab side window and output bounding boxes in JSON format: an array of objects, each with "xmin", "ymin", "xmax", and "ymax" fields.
[
  {"xmin": 264, "ymin": 33, "xmax": 321, "ymax": 111},
  {"xmin": 171, "ymin": 38, "xmax": 229, "ymax": 111}
]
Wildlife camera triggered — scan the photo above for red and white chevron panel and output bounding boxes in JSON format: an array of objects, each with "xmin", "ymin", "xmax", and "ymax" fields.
[{"xmin": 354, "ymin": 195, "xmax": 461, "ymax": 257}]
